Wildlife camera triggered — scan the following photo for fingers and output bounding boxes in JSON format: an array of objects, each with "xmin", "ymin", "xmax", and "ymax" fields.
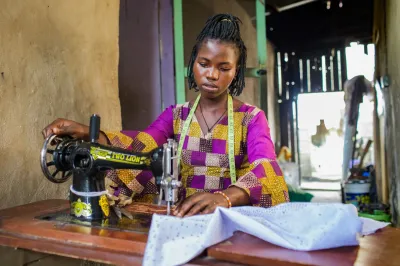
[
  {"xmin": 42, "ymin": 118, "xmax": 65, "ymax": 139},
  {"xmin": 172, "ymin": 199, "xmax": 184, "ymax": 213},
  {"xmin": 201, "ymin": 204, "xmax": 217, "ymax": 215},
  {"xmin": 173, "ymin": 192, "xmax": 229, "ymax": 217},
  {"xmin": 174, "ymin": 195, "xmax": 203, "ymax": 217},
  {"xmin": 185, "ymin": 200, "xmax": 209, "ymax": 217},
  {"xmin": 42, "ymin": 126, "xmax": 53, "ymax": 139},
  {"xmin": 41, "ymin": 118, "xmax": 87, "ymax": 140},
  {"xmin": 41, "ymin": 128, "xmax": 47, "ymax": 139},
  {"xmin": 173, "ymin": 197, "xmax": 195, "ymax": 217},
  {"xmin": 174, "ymin": 195, "xmax": 189, "ymax": 213},
  {"xmin": 173, "ymin": 193, "xmax": 219, "ymax": 217},
  {"xmin": 175, "ymin": 198, "xmax": 215, "ymax": 217}
]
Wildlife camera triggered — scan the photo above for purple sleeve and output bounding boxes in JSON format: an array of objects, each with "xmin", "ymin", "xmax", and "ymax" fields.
[
  {"xmin": 246, "ymin": 111, "xmax": 277, "ymax": 162},
  {"xmin": 232, "ymin": 110, "xmax": 288, "ymax": 207},
  {"xmin": 120, "ymin": 130, "xmax": 139, "ymax": 140},
  {"xmin": 142, "ymin": 105, "xmax": 175, "ymax": 146},
  {"xmin": 111, "ymin": 105, "xmax": 175, "ymax": 150},
  {"xmin": 104, "ymin": 105, "xmax": 176, "ymax": 201}
]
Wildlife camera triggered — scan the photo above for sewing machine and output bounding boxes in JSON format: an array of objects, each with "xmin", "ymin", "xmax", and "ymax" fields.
[{"xmin": 40, "ymin": 114, "xmax": 181, "ymax": 221}]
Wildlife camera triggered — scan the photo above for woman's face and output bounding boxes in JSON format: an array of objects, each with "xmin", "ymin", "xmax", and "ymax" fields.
[{"xmin": 193, "ymin": 39, "xmax": 239, "ymax": 99}]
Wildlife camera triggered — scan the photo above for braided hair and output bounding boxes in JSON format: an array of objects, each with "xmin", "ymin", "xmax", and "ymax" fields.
[{"xmin": 187, "ymin": 14, "xmax": 247, "ymax": 96}]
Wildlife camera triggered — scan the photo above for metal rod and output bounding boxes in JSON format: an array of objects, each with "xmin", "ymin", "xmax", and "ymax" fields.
[
  {"xmin": 330, "ymin": 56, "xmax": 335, "ymax": 91},
  {"xmin": 337, "ymin": 50, "xmax": 343, "ymax": 91},
  {"xmin": 278, "ymin": 0, "xmax": 319, "ymax": 12},
  {"xmin": 321, "ymin": 55, "xmax": 327, "ymax": 92},
  {"xmin": 173, "ymin": 0, "xmax": 185, "ymax": 104},
  {"xmin": 299, "ymin": 59, "xmax": 304, "ymax": 93},
  {"xmin": 307, "ymin": 59, "xmax": 311, "ymax": 92},
  {"xmin": 277, "ymin": 52, "xmax": 283, "ymax": 97},
  {"xmin": 256, "ymin": 0, "xmax": 268, "ymax": 115},
  {"xmin": 251, "ymin": 0, "xmax": 319, "ymax": 20}
]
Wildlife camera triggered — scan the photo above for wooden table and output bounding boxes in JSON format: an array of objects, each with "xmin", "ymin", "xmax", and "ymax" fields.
[{"xmin": 0, "ymin": 200, "xmax": 398, "ymax": 266}]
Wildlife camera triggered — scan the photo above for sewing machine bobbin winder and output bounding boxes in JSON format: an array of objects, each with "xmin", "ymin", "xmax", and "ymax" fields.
[{"xmin": 40, "ymin": 114, "xmax": 181, "ymax": 221}]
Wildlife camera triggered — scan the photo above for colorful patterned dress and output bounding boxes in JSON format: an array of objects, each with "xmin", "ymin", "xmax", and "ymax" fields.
[{"xmin": 104, "ymin": 101, "xmax": 289, "ymax": 207}]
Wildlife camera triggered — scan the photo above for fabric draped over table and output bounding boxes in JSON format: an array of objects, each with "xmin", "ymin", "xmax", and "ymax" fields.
[{"xmin": 142, "ymin": 203, "xmax": 390, "ymax": 266}]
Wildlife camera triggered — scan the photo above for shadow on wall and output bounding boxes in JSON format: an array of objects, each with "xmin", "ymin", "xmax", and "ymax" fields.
[{"xmin": 118, "ymin": 0, "xmax": 161, "ymax": 131}]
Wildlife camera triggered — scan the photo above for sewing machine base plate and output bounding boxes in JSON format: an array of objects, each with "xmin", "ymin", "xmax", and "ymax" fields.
[{"xmin": 35, "ymin": 209, "xmax": 153, "ymax": 233}]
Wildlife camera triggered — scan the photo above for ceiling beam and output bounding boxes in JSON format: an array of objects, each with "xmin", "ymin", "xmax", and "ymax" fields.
[{"xmin": 251, "ymin": 0, "xmax": 319, "ymax": 20}]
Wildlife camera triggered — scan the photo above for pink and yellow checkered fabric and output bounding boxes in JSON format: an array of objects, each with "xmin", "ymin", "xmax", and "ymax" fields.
[{"xmin": 105, "ymin": 101, "xmax": 289, "ymax": 207}]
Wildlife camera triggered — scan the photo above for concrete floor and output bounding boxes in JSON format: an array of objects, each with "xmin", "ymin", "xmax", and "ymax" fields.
[
  {"xmin": 300, "ymin": 176, "xmax": 343, "ymax": 203},
  {"xmin": 306, "ymin": 190, "xmax": 342, "ymax": 203}
]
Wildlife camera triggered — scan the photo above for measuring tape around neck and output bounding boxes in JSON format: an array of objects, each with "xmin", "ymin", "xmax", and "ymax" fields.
[{"xmin": 177, "ymin": 94, "xmax": 237, "ymax": 184}]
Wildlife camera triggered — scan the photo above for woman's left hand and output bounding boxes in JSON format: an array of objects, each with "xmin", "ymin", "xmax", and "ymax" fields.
[{"xmin": 173, "ymin": 192, "xmax": 228, "ymax": 217}]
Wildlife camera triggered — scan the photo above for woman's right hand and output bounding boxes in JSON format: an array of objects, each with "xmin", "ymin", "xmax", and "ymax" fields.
[{"xmin": 42, "ymin": 118, "xmax": 89, "ymax": 140}]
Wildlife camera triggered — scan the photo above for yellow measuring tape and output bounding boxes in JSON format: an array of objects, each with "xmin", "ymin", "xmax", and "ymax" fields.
[{"xmin": 177, "ymin": 94, "xmax": 237, "ymax": 184}]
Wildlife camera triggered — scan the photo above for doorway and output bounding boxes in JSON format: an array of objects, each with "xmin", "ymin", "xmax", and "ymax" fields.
[{"xmin": 297, "ymin": 91, "xmax": 345, "ymax": 190}]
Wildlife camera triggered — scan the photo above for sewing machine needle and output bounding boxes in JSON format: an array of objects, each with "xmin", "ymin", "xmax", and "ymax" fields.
[{"xmin": 167, "ymin": 202, "xmax": 171, "ymax": 215}]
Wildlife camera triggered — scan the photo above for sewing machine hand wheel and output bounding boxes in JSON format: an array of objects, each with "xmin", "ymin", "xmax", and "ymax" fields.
[{"xmin": 40, "ymin": 134, "xmax": 73, "ymax": 183}]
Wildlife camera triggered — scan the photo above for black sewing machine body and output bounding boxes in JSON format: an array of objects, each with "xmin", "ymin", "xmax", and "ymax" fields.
[{"xmin": 40, "ymin": 115, "xmax": 180, "ymax": 221}]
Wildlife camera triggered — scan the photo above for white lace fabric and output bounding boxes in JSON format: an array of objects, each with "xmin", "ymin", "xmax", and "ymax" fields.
[{"xmin": 142, "ymin": 203, "xmax": 390, "ymax": 266}]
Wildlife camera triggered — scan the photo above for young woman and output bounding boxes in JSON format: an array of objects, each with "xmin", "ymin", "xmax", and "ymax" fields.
[{"xmin": 42, "ymin": 14, "xmax": 289, "ymax": 218}]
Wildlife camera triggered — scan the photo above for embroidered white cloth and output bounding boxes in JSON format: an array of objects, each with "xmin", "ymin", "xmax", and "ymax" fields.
[{"xmin": 142, "ymin": 203, "xmax": 389, "ymax": 266}]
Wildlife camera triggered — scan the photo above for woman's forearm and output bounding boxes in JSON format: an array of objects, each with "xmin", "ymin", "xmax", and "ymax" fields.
[{"xmin": 223, "ymin": 186, "xmax": 251, "ymax": 207}]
